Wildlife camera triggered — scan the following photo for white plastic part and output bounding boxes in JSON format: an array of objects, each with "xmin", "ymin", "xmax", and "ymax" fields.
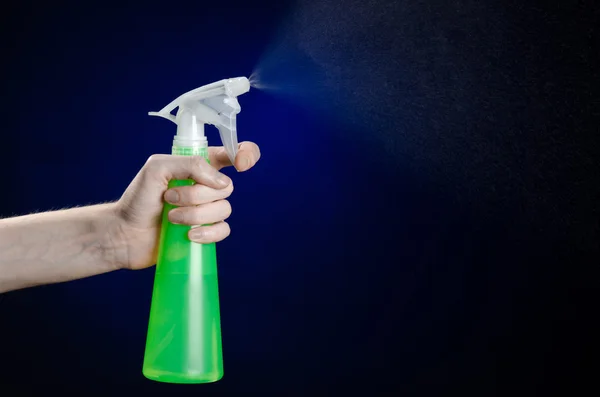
[{"xmin": 149, "ymin": 77, "xmax": 251, "ymax": 164}]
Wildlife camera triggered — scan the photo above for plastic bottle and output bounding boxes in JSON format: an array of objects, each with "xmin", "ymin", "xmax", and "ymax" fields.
[{"xmin": 142, "ymin": 77, "xmax": 251, "ymax": 383}]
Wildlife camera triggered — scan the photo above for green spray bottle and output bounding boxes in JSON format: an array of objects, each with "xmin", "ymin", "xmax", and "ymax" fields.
[{"xmin": 142, "ymin": 77, "xmax": 251, "ymax": 383}]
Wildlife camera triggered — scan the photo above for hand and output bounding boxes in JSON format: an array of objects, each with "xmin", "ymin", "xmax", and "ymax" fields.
[{"xmin": 112, "ymin": 142, "xmax": 261, "ymax": 270}]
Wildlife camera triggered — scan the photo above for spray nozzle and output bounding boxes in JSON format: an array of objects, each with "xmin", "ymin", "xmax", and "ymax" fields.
[{"xmin": 149, "ymin": 77, "xmax": 251, "ymax": 164}]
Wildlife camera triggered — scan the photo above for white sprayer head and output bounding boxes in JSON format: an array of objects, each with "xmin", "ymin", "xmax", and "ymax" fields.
[{"xmin": 149, "ymin": 77, "xmax": 251, "ymax": 164}]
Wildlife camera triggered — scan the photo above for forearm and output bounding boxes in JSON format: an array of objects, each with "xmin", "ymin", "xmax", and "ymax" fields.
[{"xmin": 0, "ymin": 203, "xmax": 121, "ymax": 293}]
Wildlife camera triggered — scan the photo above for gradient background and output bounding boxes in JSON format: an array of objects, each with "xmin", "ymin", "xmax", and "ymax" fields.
[{"xmin": 0, "ymin": 0, "xmax": 597, "ymax": 395}]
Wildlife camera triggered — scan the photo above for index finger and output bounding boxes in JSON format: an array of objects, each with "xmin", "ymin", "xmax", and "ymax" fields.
[
  {"xmin": 145, "ymin": 154, "xmax": 231, "ymax": 189},
  {"xmin": 209, "ymin": 141, "xmax": 261, "ymax": 171}
]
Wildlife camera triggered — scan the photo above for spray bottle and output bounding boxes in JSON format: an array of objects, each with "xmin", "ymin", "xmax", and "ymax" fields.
[{"xmin": 142, "ymin": 77, "xmax": 251, "ymax": 383}]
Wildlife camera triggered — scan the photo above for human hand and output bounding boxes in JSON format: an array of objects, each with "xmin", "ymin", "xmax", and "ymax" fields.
[{"xmin": 111, "ymin": 142, "xmax": 261, "ymax": 270}]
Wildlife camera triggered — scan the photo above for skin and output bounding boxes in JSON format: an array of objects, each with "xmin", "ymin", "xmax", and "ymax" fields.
[{"xmin": 0, "ymin": 142, "xmax": 261, "ymax": 293}]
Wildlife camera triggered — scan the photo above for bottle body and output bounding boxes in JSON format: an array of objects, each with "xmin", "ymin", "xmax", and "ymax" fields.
[{"xmin": 143, "ymin": 145, "xmax": 224, "ymax": 383}]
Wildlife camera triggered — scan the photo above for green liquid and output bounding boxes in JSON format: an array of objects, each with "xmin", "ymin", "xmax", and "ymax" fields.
[
  {"xmin": 143, "ymin": 272, "xmax": 222, "ymax": 383},
  {"xmin": 143, "ymin": 147, "xmax": 224, "ymax": 383}
]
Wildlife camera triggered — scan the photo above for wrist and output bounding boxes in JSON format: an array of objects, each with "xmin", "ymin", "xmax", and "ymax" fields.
[{"xmin": 96, "ymin": 202, "xmax": 130, "ymax": 271}]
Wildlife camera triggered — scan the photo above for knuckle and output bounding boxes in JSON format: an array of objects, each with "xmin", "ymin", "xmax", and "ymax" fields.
[
  {"xmin": 221, "ymin": 200, "xmax": 233, "ymax": 218},
  {"xmin": 221, "ymin": 183, "xmax": 234, "ymax": 198},
  {"xmin": 144, "ymin": 154, "xmax": 169, "ymax": 179},
  {"xmin": 222, "ymin": 222, "xmax": 231, "ymax": 235},
  {"xmin": 146, "ymin": 154, "xmax": 166, "ymax": 168},
  {"xmin": 146, "ymin": 154, "xmax": 159, "ymax": 165},
  {"xmin": 218, "ymin": 222, "xmax": 231, "ymax": 240}
]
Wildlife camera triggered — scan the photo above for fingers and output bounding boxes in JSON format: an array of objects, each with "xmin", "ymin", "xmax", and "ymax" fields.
[
  {"xmin": 164, "ymin": 182, "xmax": 233, "ymax": 206},
  {"xmin": 208, "ymin": 141, "xmax": 261, "ymax": 171},
  {"xmin": 145, "ymin": 154, "xmax": 231, "ymax": 189},
  {"xmin": 168, "ymin": 199, "xmax": 232, "ymax": 226},
  {"xmin": 169, "ymin": 200, "xmax": 232, "ymax": 243},
  {"xmin": 188, "ymin": 221, "xmax": 231, "ymax": 244},
  {"xmin": 143, "ymin": 143, "xmax": 259, "ymax": 246}
]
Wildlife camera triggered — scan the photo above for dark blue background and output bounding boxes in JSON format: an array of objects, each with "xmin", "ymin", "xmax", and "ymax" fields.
[{"xmin": 0, "ymin": 0, "xmax": 597, "ymax": 395}]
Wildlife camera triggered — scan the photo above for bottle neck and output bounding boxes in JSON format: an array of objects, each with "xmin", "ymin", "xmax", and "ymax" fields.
[{"xmin": 172, "ymin": 136, "xmax": 209, "ymax": 158}]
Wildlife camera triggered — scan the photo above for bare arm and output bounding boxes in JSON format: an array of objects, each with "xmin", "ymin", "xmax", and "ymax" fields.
[
  {"xmin": 0, "ymin": 142, "xmax": 261, "ymax": 294},
  {"xmin": 0, "ymin": 203, "xmax": 121, "ymax": 293}
]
